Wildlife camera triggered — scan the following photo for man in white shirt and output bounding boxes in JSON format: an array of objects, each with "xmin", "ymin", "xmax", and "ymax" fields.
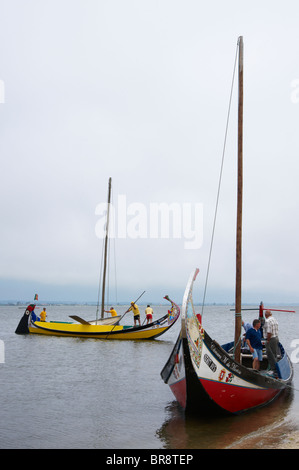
[{"xmin": 264, "ymin": 310, "xmax": 279, "ymax": 372}]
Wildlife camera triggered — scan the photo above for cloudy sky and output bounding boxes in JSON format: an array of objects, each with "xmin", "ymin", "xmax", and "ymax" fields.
[{"xmin": 0, "ymin": 0, "xmax": 298, "ymax": 305}]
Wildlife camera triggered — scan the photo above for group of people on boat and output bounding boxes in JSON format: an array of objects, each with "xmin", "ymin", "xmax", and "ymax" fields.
[
  {"xmin": 31, "ymin": 306, "xmax": 47, "ymax": 322},
  {"xmin": 104, "ymin": 307, "xmax": 118, "ymax": 317},
  {"xmin": 105, "ymin": 303, "xmax": 154, "ymax": 326},
  {"xmin": 30, "ymin": 303, "xmax": 155, "ymax": 327},
  {"xmin": 127, "ymin": 302, "xmax": 154, "ymax": 326},
  {"xmin": 242, "ymin": 310, "xmax": 279, "ymax": 375}
]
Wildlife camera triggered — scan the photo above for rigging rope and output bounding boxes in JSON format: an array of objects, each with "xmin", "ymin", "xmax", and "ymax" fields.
[{"xmin": 201, "ymin": 39, "xmax": 240, "ymax": 318}]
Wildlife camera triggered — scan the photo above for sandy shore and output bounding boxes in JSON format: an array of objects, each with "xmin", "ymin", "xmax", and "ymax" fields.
[
  {"xmin": 228, "ymin": 425, "xmax": 299, "ymax": 449},
  {"xmin": 276, "ymin": 431, "xmax": 299, "ymax": 449}
]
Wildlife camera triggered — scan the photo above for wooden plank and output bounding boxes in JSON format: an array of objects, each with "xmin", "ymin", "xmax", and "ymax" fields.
[{"xmin": 69, "ymin": 315, "xmax": 91, "ymax": 325}]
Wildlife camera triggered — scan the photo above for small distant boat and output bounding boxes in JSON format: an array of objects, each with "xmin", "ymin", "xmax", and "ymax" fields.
[
  {"xmin": 15, "ymin": 296, "xmax": 180, "ymax": 340},
  {"xmin": 161, "ymin": 37, "xmax": 293, "ymax": 415},
  {"xmin": 15, "ymin": 176, "xmax": 181, "ymax": 339},
  {"xmin": 16, "ymin": 178, "xmax": 120, "ymax": 330}
]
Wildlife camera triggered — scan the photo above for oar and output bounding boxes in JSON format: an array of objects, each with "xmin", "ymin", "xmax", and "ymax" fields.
[
  {"xmin": 105, "ymin": 291, "xmax": 146, "ymax": 338},
  {"xmin": 69, "ymin": 315, "xmax": 91, "ymax": 325}
]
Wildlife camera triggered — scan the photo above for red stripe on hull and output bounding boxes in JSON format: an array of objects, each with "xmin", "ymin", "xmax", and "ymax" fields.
[
  {"xmin": 170, "ymin": 379, "xmax": 187, "ymax": 409},
  {"xmin": 200, "ymin": 378, "xmax": 280, "ymax": 414}
]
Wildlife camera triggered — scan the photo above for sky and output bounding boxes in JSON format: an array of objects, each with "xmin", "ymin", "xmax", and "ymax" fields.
[{"xmin": 0, "ymin": 0, "xmax": 299, "ymax": 305}]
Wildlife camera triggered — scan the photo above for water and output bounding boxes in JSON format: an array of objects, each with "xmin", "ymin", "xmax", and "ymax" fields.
[{"xmin": 0, "ymin": 304, "xmax": 298, "ymax": 449}]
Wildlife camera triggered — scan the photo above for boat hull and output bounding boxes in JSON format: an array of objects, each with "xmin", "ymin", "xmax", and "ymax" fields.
[
  {"xmin": 29, "ymin": 320, "xmax": 172, "ymax": 340},
  {"xmin": 163, "ymin": 330, "xmax": 292, "ymax": 416},
  {"xmin": 161, "ymin": 336, "xmax": 187, "ymax": 409}
]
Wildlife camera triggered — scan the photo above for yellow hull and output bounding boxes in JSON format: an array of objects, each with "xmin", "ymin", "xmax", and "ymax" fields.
[{"xmin": 29, "ymin": 321, "xmax": 170, "ymax": 340}]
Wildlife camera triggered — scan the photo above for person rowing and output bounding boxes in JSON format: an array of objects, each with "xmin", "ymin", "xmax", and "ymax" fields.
[{"xmin": 129, "ymin": 302, "xmax": 141, "ymax": 326}]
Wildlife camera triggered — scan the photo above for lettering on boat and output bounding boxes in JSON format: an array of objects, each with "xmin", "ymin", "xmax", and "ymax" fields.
[
  {"xmin": 210, "ymin": 343, "xmax": 222, "ymax": 360},
  {"xmin": 210, "ymin": 342, "xmax": 242, "ymax": 375},
  {"xmin": 228, "ymin": 362, "xmax": 242, "ymax": 374}
]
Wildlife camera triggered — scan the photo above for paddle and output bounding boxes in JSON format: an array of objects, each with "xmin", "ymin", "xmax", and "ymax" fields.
[{"xmin": 105, "ymin": 290, "xmax": 146, "ymax": 338}]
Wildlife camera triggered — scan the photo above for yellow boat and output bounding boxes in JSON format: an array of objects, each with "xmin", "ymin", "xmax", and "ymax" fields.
[{"xmin": 15, "ymin": 296, "xmax": 180, "ymax": 340}]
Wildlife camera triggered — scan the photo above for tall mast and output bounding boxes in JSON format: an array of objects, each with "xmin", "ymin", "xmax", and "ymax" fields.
[
  {"xmin": 101, "ymin": 177, "xmax": 112, "ymax": 319},
  {"xmin": 234, "ymin": 36, "xmax": 243, "ymax": 363}
]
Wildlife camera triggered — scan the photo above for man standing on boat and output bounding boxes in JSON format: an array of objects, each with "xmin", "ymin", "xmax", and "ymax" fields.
[
  {"xmin": 264, "ymin": 310, "xmax": 279, "ymax": 372},
  {"xmin": 129, "ymin": 302, "xmax": 141, "ymax": 326},
  {"xmin": 40, "ymin": 308, "xmax": 47, "ymax": 322},
  {"xmin": 145, "ymin": 305, "xmax": 153, "ymax": 324},
  {"xmin": 245, "ymin": 319, "xmax": 263, "ymax": 370},
  {"xmin": 104, "ymin": 307, "xmax": 118, "ymax": 317}
]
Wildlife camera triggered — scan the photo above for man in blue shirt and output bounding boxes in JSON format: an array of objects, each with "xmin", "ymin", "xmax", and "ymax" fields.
[{"xmin": 245, "ymin": 319, "xmax": 263, "ymax": 370}]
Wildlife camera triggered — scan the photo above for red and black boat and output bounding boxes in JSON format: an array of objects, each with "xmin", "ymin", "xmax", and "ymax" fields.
[
  {"xmin": 161, "ymin": 269, "xmax": 293, "ymax": 415},
  {"xmin": 161, "ymin": 38, "xmax": 293, "ymax": 415}
]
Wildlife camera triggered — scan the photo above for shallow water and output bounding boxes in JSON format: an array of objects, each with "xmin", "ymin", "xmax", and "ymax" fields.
[{"xmin": 0, "ymin": 304, "xmax": 298, "ymax": 449}]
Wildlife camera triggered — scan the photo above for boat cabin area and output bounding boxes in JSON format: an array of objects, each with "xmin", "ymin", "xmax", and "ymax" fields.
[{"xmin": 222, "ymin": 339, "xmax": 282, "ymax": 377}]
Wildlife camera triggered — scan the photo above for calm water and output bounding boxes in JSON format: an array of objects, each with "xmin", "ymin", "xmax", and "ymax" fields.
[{"xmin": 0, "ymin": 304, "xmax": 298, "ymax": 449}]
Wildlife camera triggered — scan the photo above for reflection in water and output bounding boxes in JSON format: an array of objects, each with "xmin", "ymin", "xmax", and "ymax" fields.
[{"xmin": 156, "ymin": 388, "xmax": 294, "ymax": 449}]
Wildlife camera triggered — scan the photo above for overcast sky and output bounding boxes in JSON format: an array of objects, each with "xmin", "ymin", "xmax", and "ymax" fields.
[{"xmin": 0, "ymin": 0, "xmax": 298, "ymax": 305}]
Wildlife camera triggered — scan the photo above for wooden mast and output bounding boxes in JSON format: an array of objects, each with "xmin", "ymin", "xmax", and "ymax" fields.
[
  {"xmin": 234, "ymin": 36, "xmax": 243, "ymax": 363},
  {"xmin": 101, "ymin": 177, "xmax": 112, "ymax": 319}
]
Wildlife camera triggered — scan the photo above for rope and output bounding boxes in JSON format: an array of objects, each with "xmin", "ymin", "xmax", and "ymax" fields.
[
  {"xmin": 233, "ymin": 335, "xmax": 242, "ymax": 358},
  {"xmin": 201, "ymin": 39, "xmax": 239, "ymax": 317}
]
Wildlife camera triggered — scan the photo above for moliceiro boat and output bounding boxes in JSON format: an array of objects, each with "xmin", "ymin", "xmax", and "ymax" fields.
[
  {"xmin": 161, "ymin": 37, "xmax": 293, "ymax": 415},
  {"xmin": 15, "ymin": 296, "xmax": 180, "ymax": 340},
  {"xmin": 161, "ymin": 269, "xmax": 293, "ymax": 415}
]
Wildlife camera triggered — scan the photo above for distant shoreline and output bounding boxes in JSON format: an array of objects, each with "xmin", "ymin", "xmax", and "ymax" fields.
[{"xmin": 1, "ymin": 301, "xmax": 298, "ymax": 307}]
